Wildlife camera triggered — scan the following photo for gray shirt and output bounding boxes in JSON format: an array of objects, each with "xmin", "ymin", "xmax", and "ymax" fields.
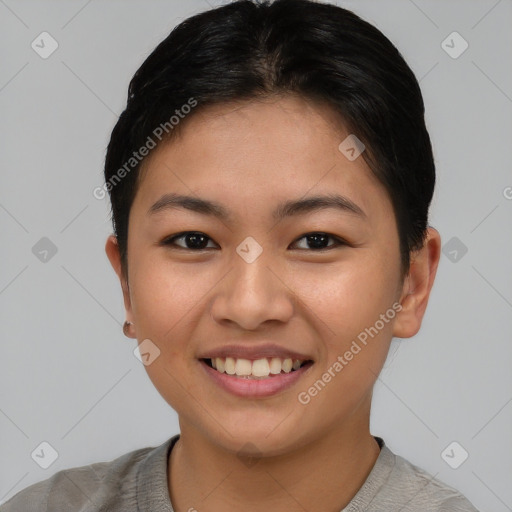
[{"xmin": 0, "ymin": 435, "xmax": 479, "ymax": 511}]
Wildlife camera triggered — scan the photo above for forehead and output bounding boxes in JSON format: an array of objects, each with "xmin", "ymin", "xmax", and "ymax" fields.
[{"xmin": 132, "ymin": 95, "xmax": 393, "ymax": 224}]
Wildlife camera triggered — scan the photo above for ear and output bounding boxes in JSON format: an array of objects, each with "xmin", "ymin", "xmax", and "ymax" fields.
[
  {"xmin": 393, "ymin": 227, "xmax": 441, "ymax": 338},
  {"xmin": 105, "ymin": 235, "xmax": 136, "ymax": 337}
]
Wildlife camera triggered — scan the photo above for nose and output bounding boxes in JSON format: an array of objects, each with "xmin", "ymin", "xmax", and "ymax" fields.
[{"xmin": 210, "ymin": 248, "xmax": 295, "ymax": 330}]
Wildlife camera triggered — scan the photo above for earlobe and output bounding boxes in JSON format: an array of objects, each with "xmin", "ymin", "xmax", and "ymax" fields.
[
  {"xmin": 392, "ymin": 227, "xmax": 441, "ymax": 339},
  {"xmin": 105, "ymin": 235, "xmax": 135, "ymax": 335}
]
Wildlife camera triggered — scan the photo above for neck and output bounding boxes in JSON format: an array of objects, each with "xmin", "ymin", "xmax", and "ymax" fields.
[{"xmin": 168, "ymin": 405, "xmax": 381, "ymax": 512}]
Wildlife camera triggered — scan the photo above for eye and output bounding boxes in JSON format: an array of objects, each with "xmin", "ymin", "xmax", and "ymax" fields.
[
  {"xmin": 290, "ymin": 232, "xmax": 347, "ymax": 251},
  {"xmin": 161, "ymin": 231, "xmax": 218, "ymax": 250},
  {"xmin": 161, "ymin": 231, "xmax": 347, "ymax": 251}
]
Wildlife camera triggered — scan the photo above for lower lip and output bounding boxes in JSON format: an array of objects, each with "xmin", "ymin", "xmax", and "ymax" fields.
[{"xmin": 200, "ymin": 360, "xmax": 313, "ymax": 398}]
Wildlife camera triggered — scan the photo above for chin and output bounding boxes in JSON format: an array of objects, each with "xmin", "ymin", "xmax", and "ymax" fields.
[{"xmin": 202, "ymin": 416, "xmax": 311, "ymax": 458}]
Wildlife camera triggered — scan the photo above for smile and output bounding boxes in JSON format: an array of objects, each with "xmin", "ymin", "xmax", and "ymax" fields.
[
  {"xmin": 203, "ymin": 357, "xmax": 311, "ymax": 379},
  {"xmin": 199, "ymin": 356, "xmax": 314, "ymax": 398}
]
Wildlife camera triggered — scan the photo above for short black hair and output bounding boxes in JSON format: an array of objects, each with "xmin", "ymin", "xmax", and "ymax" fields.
[{"xmin": 104, "ymin": 0, "xmax": 435, "ymax": 280}]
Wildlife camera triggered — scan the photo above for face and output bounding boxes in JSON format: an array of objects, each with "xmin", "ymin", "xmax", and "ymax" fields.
[{"xmin": 108, "ymin": 95, "xmax": 413, "ymax": 456}]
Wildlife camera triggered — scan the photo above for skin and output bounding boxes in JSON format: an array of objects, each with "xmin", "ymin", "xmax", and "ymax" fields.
[{"xmin": 106, "ymin": 94, "xmax": 441, "ymax": 512}]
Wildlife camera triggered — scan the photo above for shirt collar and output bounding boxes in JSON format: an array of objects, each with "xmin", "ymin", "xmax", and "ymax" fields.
[{"xmin": 136, "ymin": 434, "xmax": 394, "ymax": 512}]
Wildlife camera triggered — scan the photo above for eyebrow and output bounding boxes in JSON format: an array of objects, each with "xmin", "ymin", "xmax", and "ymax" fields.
[{"xmin": 148, "ymin": 192, "xmax": 367, "ymax": 222}]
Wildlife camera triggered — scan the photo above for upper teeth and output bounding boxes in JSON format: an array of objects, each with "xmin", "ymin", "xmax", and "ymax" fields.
[{"xmin": 210, "ymin": 357, "xmax": 304, "ymax": 378}]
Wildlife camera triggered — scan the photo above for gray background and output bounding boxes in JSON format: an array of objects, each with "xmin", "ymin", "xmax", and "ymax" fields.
[{"xmin": 1, "ymin": 0, "xmax": 511, "ymax": 510}]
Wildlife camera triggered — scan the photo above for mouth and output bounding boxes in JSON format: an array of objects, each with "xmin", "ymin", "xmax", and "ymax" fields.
[
  {"xmin": 199, "ymin": 356, "xmax": 314, "ymax": 398},
  {"xmin": 201, "ymin": 356, "xmax": 313, "ymax": 379}
]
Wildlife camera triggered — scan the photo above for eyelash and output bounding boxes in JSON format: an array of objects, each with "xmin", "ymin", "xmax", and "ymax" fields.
[{"xmin": 161, "ymin": 231, "xmax": 348, "ymax": 251}]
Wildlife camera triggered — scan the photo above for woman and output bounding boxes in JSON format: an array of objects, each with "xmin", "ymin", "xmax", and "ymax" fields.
[{"xmin": 1, "ymin": 0, "xmax": 479, "ymax": 510}]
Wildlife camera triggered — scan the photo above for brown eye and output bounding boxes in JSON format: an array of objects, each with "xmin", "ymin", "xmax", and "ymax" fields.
[
  {"xmin": 162, "ymin": 232, "xmax": 217, "ymax": 250},
  {"xmin": 291, "ymin": 232, "xmax": 346, "ymax": 251}
]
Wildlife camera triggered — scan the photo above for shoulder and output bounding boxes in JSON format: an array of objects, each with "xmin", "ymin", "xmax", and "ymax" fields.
[
  {"xmin": 376, "ymin": 444, "xmax": 479, "ymax": 512},
  {"xmin": 0, "ymin": 442, "xmax": 164, "ymax": 512}
]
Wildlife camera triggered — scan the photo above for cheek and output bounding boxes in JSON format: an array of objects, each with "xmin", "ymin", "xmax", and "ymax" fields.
[
  {"xmin": 128, "ymin": 258, "xmax": 208, "ymax": 347},
  {"xmin": 127, "ymin": 260, "xmax": 209, "ymax": 409},
  {"xmin": 297, "ymin": 255, "xmax": 398, "ymax": 329},
  {"xmin": 296, "ymin": 255, "xmax": 399, "ymax": 383},
  {"xmin": 294, "ymin": 268, "xmax": 397, "ymax": 420}
]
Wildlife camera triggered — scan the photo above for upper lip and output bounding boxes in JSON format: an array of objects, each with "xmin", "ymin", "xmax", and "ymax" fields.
[{"xmin": 198, "ymin": 343, "xmax": 314, "ymax": 362}]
